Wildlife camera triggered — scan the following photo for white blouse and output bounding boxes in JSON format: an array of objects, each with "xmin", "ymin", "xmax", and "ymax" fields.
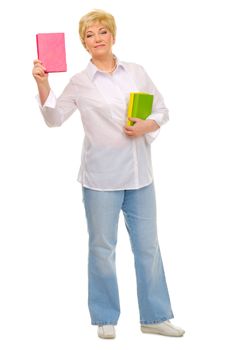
[{"xmin": 37, "ymin": 57, "xmax": 169, "ymax": 191}]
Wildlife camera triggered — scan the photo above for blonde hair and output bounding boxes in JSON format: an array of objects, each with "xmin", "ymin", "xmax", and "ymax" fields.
[{"xmin": 79, "ymin": 9, "xmax": 117, "ymax": 48}]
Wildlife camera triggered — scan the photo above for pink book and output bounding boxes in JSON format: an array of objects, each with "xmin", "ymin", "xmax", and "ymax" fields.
[{"xmin": 36, "ymin": 33, "xmax": 67, "ymax": 73}]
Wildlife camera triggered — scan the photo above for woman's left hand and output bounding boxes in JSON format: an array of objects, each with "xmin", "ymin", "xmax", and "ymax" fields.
[{"xmin": 123, "ymin": 117, "xmax": 160, "ymax": 137}]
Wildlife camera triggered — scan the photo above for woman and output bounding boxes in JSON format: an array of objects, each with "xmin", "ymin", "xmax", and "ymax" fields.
[{"xmin": 32, "ymin": 9, "xmax": 185, "ymax": 339}]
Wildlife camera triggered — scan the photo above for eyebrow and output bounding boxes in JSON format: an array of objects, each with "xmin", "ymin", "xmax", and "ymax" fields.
[{"xmin": 86, "ymin": 27, "xmax": 106, "ymax": 34}]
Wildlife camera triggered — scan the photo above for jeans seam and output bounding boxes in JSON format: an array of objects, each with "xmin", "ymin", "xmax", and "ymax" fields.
[
  {"xmin": 92, "ymin": 321, "xmax": 118, "ymax": 325},
  {"xmin": 140, "ymin": 314, "xmax": 174, "ymax": 325}
]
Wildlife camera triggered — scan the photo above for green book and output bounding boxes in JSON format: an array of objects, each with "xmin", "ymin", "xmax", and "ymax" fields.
[{"xmin": 127, "ymin": 92, "xmax": 154, "ymax": 126}]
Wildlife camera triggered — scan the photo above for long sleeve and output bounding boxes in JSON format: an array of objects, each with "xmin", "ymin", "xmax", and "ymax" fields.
[
  {"xmin": 36, "ymin": 79, "xmax": 78, "ymax": 127},
  {"xmin": 140, "ymin": 66, "xmax": 169, "ymax": 144}
]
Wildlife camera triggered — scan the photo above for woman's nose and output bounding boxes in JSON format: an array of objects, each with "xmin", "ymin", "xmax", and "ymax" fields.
[{"xmin": 95, "ymin": 34, "xmax": 102, "ymax": 42}]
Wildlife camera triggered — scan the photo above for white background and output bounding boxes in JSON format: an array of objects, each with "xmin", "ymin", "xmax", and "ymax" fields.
[{"xmin": 1, "ymin": 0, "xmax": 232, "ymax": 349}]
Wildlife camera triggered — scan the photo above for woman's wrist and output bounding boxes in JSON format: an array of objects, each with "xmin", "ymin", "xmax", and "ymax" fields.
[
  {"xmin": 37, "ymin": 82, "xmax": 51, "ymax": 106},
  {"xmin": 146, "ymin": 119, "xmax": 160, "ymax": 132},
  {"xmin": 36, "ymin": 80, "xmax": 50, "ymax": 90}
]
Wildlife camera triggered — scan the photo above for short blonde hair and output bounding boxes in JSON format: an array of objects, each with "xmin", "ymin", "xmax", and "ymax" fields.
[{"xmin": 79, "ymin": 9, "xmax": 117, "ymax": 48}]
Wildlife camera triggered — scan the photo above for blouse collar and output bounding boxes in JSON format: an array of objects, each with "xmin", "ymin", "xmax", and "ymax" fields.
[{"xmin": 86, "ymin": 55, "xmax": 126, "ymax": 80}]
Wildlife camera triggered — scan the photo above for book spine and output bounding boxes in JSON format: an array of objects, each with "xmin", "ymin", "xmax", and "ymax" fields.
[
  {"xmin": 36, "ymin": 34, "xmax": 40, "ymax": 60},
  {"xmin": 127, "ymin": 93, "xmax": 135, "ymax": 126}
]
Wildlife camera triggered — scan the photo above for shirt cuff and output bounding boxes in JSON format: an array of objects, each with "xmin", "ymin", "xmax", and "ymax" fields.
[
  {"xmin": 145, "ymin": 128, "xmax": 160, "ymax": 144},
  {"xmin": 35, "ymin": 90, "xmax": 56, "ymax": 109},
  {"xmin": 146, "ymin": 112, "xmax": 165, "ymax": 126},
  {"xmin": 144, "ymin": 114, "xmax": 162, "ymax": 144}
]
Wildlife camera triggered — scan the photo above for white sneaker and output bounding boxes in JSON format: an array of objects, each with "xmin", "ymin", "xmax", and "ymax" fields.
[
  {"xmin": 97, "ymin": 325, "xmax": 116, "ymax": 339},
  {"xmin": 141, "ymin": 320, "xmax": 185, "ymax": 337}
]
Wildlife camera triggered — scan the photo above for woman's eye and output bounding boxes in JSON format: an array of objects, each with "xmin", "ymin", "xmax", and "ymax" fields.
[{"xmin": 86, "ymin": 30, "xmax": 107, "ymax": 38}]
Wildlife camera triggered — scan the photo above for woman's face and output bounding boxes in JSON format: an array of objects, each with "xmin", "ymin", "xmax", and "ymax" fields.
[{"xmin": 84, "ymin": 22, "xmax": 115, "ymax": 59}]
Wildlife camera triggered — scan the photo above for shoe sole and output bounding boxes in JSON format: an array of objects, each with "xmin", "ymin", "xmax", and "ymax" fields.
[
  {"xmin": 141, "ymin": 326, "xmax": 185, "ymax": 337},
  {"xmin": 98, "ymin": 334, "xmax": 116, "ymax": 339}
]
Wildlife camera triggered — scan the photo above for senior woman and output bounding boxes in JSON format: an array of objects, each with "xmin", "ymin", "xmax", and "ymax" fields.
[{"xmin": 32, "ymin": 9, "xmax": 185, "ymax": 339}]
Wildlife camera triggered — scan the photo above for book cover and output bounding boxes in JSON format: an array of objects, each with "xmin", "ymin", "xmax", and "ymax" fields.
[
  {"xmin": 127, "ymin": 92, "xmax": 154, "ymax": 126},
  {"xmin": 36, "ymin": 33, "xmax": 67, "ymax": 73}
]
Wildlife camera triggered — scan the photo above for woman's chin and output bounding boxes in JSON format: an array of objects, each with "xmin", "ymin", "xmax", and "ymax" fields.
[{"xmin": 92, "ymin": 49, "xmax": 112, "ymax": 59}]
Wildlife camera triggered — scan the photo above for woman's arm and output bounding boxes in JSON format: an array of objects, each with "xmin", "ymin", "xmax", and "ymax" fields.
[
  {"xmin": 123, "ymin": 64, "xmax": 168, "ymax": 142},
  {"xmin": 32, "ymin": 59, "xmax": 78, "ymax": 127},
  {"xmin": 32, "ymin": 59, "xmax": 51, "ymax": 105}
]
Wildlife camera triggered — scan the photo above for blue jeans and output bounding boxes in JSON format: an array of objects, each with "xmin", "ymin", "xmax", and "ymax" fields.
[{"xmin": 82, "ymin": 181, "xmax": 174, "ymax": 325}]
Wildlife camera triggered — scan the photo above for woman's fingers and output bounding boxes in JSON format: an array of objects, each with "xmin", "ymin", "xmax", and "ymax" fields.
[
  {"xmin": 32, "ymin": 60, "xmax": 49, "ymax": 85},
  {"xmin": 33, "ymin": 59, "xmax": 46, "ymax": 71},
  {"xmin": 33, "ymin": 66, "xmax": 44, "ymax": 75},
  {"xmin": 123, "ymin": 128, "xmax": 134, "ymax": 136},
  {"xmin": 33, "ymin": 59, "xmax": 42, "ymax": 65}
]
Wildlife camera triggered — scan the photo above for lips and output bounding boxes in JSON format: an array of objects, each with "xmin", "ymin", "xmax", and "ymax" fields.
[{"xmin": 94, "ymin": 44, "xmax": 105, "ymax": 48}]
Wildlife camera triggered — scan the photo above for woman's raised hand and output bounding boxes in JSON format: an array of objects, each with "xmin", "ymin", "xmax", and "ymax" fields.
[
  {"xmin": 32, "ymin": 59, "xmax": 48, "ymax": 84},
  {"xmin": 32, "ymin": 59, "xmax": 51, "ymax": 105}
]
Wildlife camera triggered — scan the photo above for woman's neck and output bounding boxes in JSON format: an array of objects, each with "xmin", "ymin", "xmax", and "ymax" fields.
[{"xmin": 91, "ymin": 54, "xmax": 116, "ymax": 73}]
